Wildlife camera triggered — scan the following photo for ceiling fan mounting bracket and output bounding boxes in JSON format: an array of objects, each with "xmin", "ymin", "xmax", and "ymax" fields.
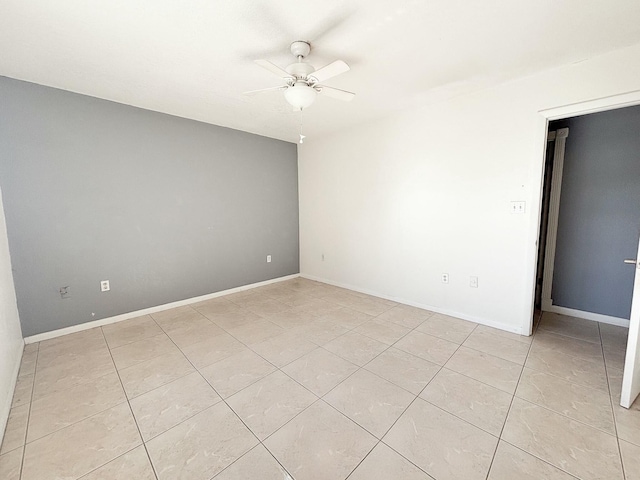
[{"xmin": 290, "ymin": 41, "xmax": 311, "ymax": 58}]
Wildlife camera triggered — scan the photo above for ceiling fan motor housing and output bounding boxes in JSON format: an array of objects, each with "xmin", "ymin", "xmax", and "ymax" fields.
[{"xmin": 286, "ymin": 62, "xmax": 315, "ymax": 79}]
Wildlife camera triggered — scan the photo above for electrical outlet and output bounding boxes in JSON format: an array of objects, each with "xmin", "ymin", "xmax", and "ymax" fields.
[
  {"xmin": 510, "ymin": 201, "xmax": 526, "ymax": 214},
  {"xmin": 266, "ymin": 255, "xmax": 272, "ymax": 263},
  {"xmin": 100, "ymin": 280, "xmax": 110, "ymax": 292},
  {"xmin": 442, "ymin": 273, "xmax": 449, "ymax": 284},
  {"xmin": 470, "ymin": 276, "xmax": 479, "ymax": 288}
]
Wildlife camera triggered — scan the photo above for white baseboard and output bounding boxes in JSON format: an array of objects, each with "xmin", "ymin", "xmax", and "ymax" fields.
[
  {"xmin": 25, "ymin": 274, "xmax": 300, "ymax": 344},
  {"xmin": 543, "ymin": 304, "xmax": 629, "ymax": 328},
  {"xmin": 301, "ymin": 273, "xmax": 526, "ymax": 335},
  {"xmin": 0, "ymin": 341, "xmax": 24, "ymax": 447}
]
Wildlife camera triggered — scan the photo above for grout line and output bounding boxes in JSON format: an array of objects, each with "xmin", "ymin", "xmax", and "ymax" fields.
[
  {"xmin": 99, "ymin": 327, "xmax": 160, "ymax": 480},
  {"xmin": 600, "ymin": 322, "xmax": 628, "ymax": 480},
  {"xmin": 16, "ymin": 343, "xmax": 39, "ymax": 480},
  {"xmin": 484, "ymin": 317, "xmax": 537, "ymax": 480}
]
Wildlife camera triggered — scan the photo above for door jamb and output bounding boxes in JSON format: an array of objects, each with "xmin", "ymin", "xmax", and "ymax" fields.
[{"xmin": 527, "ymin": 90, "xmax": 640, "ymax": 336}]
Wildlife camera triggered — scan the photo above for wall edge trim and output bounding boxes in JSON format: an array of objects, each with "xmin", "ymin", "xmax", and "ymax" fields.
[
  {"xmin": 300, "ymin": 273, "xmax": 527, "ymax": 336},
  {"xmin": 0, "ymin": 341, "xmax": 24, "ymax": 446},
  {"xmin": 24, "ymin": 273, "xmax": 300, "ymax": 344},
  {"xmin": 544, "ymin": 305, "xmax": 630, "ymax": 328}
]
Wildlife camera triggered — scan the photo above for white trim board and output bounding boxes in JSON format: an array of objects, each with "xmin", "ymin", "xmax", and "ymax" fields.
[
  {"xmin": 541, "ymin": 128, "xmax": 569, "ymax": 311},
  {"xmin": 300, "ymin": 273, "xmax": 528, "ymax": 336},
  {"xmin": 24, "ymin": 274, "xmax": 300, "ymax": 344},
  {"xmin": 544, "ymin": 304, "xmax": 630, "ymax": 328},
  {"xmin": 0, "ymin": 342, "xmax": 24, "ymax": 447}
]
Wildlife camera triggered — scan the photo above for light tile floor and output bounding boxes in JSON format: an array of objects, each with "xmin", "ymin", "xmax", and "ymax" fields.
[{"xmin": 1, "ymin": 278, "xmax": 638, "ymax": 480}]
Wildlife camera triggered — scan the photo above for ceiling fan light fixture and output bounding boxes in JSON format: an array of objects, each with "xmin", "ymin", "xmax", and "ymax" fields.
[{"xmin": 284, "ymin": 83, "xmax": 317, "ymax": 110}]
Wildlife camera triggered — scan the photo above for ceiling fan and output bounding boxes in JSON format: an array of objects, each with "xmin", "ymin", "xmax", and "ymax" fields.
[{"xmin": 244, "ymin": 41, "xmax": 355, "ymax": 111}]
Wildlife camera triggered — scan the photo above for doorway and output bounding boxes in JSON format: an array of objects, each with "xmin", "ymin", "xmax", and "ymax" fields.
[{"xmin": 530, "ymin": 92, "xmax": 640, "ymax": 407}]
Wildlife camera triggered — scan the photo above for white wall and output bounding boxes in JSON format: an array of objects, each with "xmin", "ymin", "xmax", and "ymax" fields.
[
  {"xmin": 0, "ymin": 187, "xmax": 23, "ymax": 443},
  {"xmin": 299, "ymin": 42, "xmax": 640, "ymax": 335}
]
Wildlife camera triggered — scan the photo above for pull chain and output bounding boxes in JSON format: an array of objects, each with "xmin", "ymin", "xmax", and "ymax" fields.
[{"xmin": 299, "ymin": 108, "xmax": 306, "ymax": 144}]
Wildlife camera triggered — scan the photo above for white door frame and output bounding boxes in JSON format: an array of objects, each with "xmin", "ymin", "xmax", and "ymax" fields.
[{"xmin": 528, "ymin": 89, "xmax": 640, "ymax": 337}]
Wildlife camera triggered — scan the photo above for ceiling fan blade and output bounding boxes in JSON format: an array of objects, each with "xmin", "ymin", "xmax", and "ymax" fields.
[
  {"xmin": 317, "ymin": 85, "xmax": 355, "ymax": 102},
  {"xmin": 254, "ymin": 59, "xmax": 293, "ymax": 79},
  {"xmin": 309, "ymin": 60, "xmax": 350, "ymax": 83},
  {"xmin": 243, "ymin": 86, "xmax": 287, "ymax": 96}
]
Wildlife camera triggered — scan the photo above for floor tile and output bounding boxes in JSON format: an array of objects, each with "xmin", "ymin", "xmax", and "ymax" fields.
[
  {"xmin": 192, "ymin": 297, "xmax": 244, "ymax": 317},
  {"xmin": 353, "ymin": 319, "xmax": 411, "ymax": 345},
  {"xmin": 282, "ymin": 348, "xmax": 358, "ymax": 396},
  {"xmin": 21, "ymin": 403, "xmax": 141, "ymax": 480},
  {"xmin": 502, "ymin": 397, "xmax": 624, "ymax": 480},
  {"xmin": 341, "ymin": 296, "xmax": 396, "ymax": 317},
  {"xmin": 0, "ymin": 447, "xmax": 23, "ymax": 480},
  {"xmin": 151, "ymin": 305, "xmax": 203, "ymax": 327},
  {"xmin": 102, "ymin": 315, "xmax": 163, "ymax": 349},
  {"xmin": 214, "ymin": 444, "xmax": 292, "ymax": 480},
  {"xmin": 619, "ymin": 439, "xmax": 640, "ymax": 480},
  {"xmin": 118, "ymin": 350, "xmax": 195, "ymax": 399},
  {"xmin": 23, "ymin": 343, "xmax": 38, "ymax": 354},
  {"xmin": 37, "ymin": 328, "xmax": 106, "ymax": 361},
  {"xmin": 445, "ymin": 347, "xmax": 522, "ymax": 394},
  {"xmin": 0, "ymin": 404, "xmax": 29, "ymax": 455},
  {"xmin": 199, "ymin": 349, "xmax": 276, "ymax": 398},
  {"xmin": 290, "ymin": 318, "xmax": 351, "ymax": 346},
  {"xmin": 375, "ymin": 304, "xmax": 433, "ymax": 329},
  {"xmin": 264, "ymin": 401, "xmax": 377, "ymax": 480},
  {"xmin": 515, "ymin": 367, "xmax": 615, "ymax": 434},
  {"xmin": 463, "ymin": 328, "xmax": 530, "ymax": 364},
  {"xmin": 348, "ymin": 442, "xmax": 433, "ymax": 480},
  {"xmin": 525, "ymin": 346, "xmax": 608, "ymax": 392},
  {"xmin": 600, "ymin": 323, "xmax": 629, "ymax": 350},
  {"xmin": 474, "ymin": 324, "xmax": 533, "ymax": 344},
  {"xmin": 244, "ymin": 298, "xmax": 291, "ymax": 317},
  {"xmin": 613, "ymin": 399, "xmax": 640, "ymax": 446},
  {"xmin": 130, "ymin": 371, "xmax": 220, "ymax": 440},
  {"xmin": 110, "ymin": 334, "xmax": 177, "ymax": 370},
  {"xmin": 263, "ymin": 309, "xmax": 315, "ymax": 329},
  {"xmin": 608, "ymin": 367, "xmax": 624, "ymax": 400},
  {"xmin": 80, "ymin": 445, "xmax": 155, "ymax": 480},
  {"xmin": 162, "ymin": 316, "xmax": 226, "ymax": 349},
  {"xmin": 314, "ymin": 307, "xmax": 372, "ymax": 328},
  {"xmin": 420, "ymin": 368, "xmax": 512, "ymax": 436},
  {"xmin": 207, "ymin": 310, "xmax": 264, "ymax": 330},
  {"xmin": 249, "ymin": 331, "xmax": 317, "ymax": 367},
  {"xmin": 32, "ymin": 348, "xmax": 116, "ymax": 400},
  {"xmin": 28, "ymin": 372, "xmax": 126, "ymax": 442},
  {"xmin": 384, "ymin": 398, "xmax": 498, "ymax": 480},
  {"xmin": 324, "ymin": 369, "xmax": 414, "ymax": 438},
  {"xmin": 394, "ymin": 330, "xmax": 459, "ymax": 365},
  {"xmin": 603, "ymin": 343, "xmax": 626, "ymax": 371},
  {"xmin": 323, "ymin": 331, "xmax": 388, "ymax": 366},
  {"xmin": 532, "ymin": 330, "xmax": 604, "ymax": 364},
  {"xmin": 17, "ymin": 350, "xmax": 37, "ymax": 378},
  {"xmin": 488, "ymin": 441, "xmax": 576, "ymax": 480},
  {"xmin": 10, "ymin": 373, "xmax": 33, "ymax": 408},
  {"xmin": 226, "ymin": 318, "xmax": 285, "ymax": 345},
  {"xmin": 146, "ymin": 402, "xmax": 258, "ymax": 480},
  {"xmin": 416, "ymin": 313, "xmax": 477, "ymax": 344},
  {"xmin": 364, "ymin": 347, "xmax": 440, "ymax": 395},
  {"xmin": 227, "ymin": 370, "xmax": 316, "ymax": 440},
  {"xmin": 538, "ymin": 312, "xmax": 601, "ymax": 343},
  {"xmin": 180, "ymin": 333, "xmax": 247, "ymax": 369},
  {"xmin": 289, "ymin": 297, "xmax": 344, "ymax": 317}
]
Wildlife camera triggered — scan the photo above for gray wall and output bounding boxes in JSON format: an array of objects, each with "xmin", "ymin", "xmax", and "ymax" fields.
[
  {"xmin": 0, "ymin": 76, "xmax": 299, "ymax": 336},
  {"xmin": 551, "ymin": 105, "xmax": 640, "ymax": 319}
]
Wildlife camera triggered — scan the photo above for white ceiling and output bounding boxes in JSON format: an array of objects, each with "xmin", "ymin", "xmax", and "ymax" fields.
[{"xmin": 1, "ymin": 0, "xmax": 640, "ymax": 143}]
